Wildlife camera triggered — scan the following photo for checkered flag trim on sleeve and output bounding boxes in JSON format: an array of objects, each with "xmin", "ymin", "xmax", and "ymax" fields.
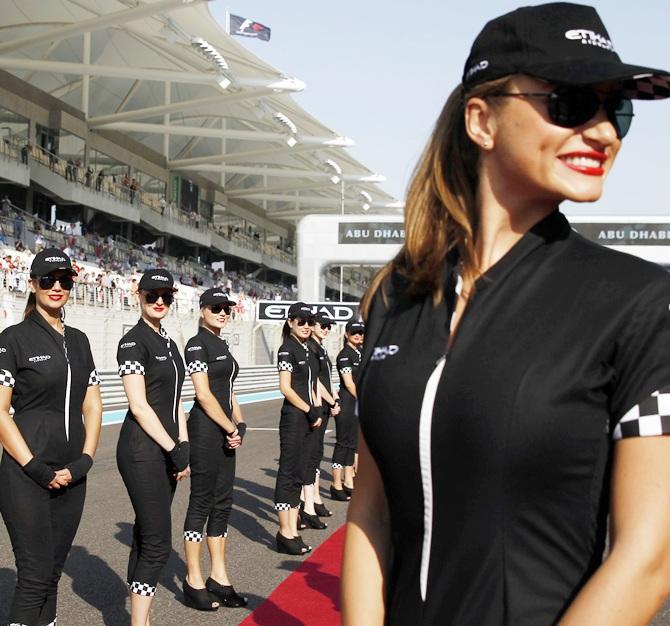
[
  {"xmin": 613, "ymin": 387, "xmax": 670, "ymax": 440},
  {"xmin": 184, "ymin": 530, "xmax": 204, "ymax": 542},
  {"xmin": 88, "ymin": 369, "xmax": 100, "ymax": 386},
  {"xmin": 623, "ymin": 74, "xmax": 670, "ymax": 100},
  {"xmin": 274, "ymin": 502, "xmax": 291, "ymax": 511},
  {"xmin": 339, "ymin": 366, "xmax": 352, "ymax": 375},
  {"xmin": 277, "ymin": 361, "xmax": 293, "ymax": 372},
  {"xmin": 332, "ymin": 462, "xmax": 344, "ymax": 469},
  {"xmin": 130, "ymin": 581, "xmax": 156, "ymax": 597},
  {"xmin": 118, "ymin": 361, "xmax": 145, "ymax": 376},
  {"xmin": 186, "ymin": 361, "xmax": 208, "ymax": 375},
  {"xmin": 0, "ymin": 368, "xmax": 15, "ymax": 388}
]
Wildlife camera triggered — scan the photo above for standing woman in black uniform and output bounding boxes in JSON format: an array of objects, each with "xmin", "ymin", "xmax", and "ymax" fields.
[
  {"xmin": 305, "ymin": 312, "xmax": 340, "ymax": 520},
  {"xmin": 343, "ymin": 4, "xmax": 670, "ymax": 626},
  {"xmin": 116, "ymin": 268, "xmax": 188, "ymax": 626},
  {"xmin": 331, "ymin": 320, "xmax": 364, "ymax": 501},
  {"xmin": 0, "ymin": 248, "xmax": 102, "ymax": 626},
  {"xmin": 274, "ymin": 302, "xmax": 322, "ymax": 555},
  {"xmin": 182, "ymin": 288, "xmax": 247, "ymax": 611}
]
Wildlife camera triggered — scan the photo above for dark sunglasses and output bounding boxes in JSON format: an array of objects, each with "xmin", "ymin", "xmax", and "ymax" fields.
[
  {"xmin": 489, "ymin": 86, "xmax": 634, "ymax": 139},
  {"xmin": 209, "ymin": 304, "xmax": 231, "ymax": 315},
  {"xmin": 37, "ymin": 275, "xmax": 74, "ymax": 290},
  {"xmin": 145, "ymin": 292, "xmax": 174, "ymax": 305},
  {"xmin": 294, "ymin": 318, "xmax": 315, "ymax": 327},
  {"xmin": 350, "ymin": 330, "xmax": 364, "ymax": 336},
  {"xmin": 318, "ymin": 323, "xmax": 332, "ymax": 331}
]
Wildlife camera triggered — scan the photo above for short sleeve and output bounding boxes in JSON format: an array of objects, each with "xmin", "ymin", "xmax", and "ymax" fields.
[
  {"xmin": 0, "ymin": 333, "xmax": 17, "ymax": 388},
  {"xmin": 611, "ymin": 277, "xmax": 670, "ymax": 440},
  {"xmin": 278, "ymin": 347, "xmax": 296, "ymax": 373},
  {"xmin": 338, "ymin": 353, "xmax": 352, "ymax": 375},
  {"xmin": 82, "ymin": 334, "xmax": 99, "ymax": 386},
  {"xmin": 185, "ymin": 338, "xmax": 209, "ymax": 376},
  {"xmin": 117, "ymin": 337, "xmax": 148, "ymax": 377}
]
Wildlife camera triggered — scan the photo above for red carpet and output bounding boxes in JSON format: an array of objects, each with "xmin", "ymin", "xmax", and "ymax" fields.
[{"xmin": 241, "ymin": 525, "xmax": 345, "ymax": 626}]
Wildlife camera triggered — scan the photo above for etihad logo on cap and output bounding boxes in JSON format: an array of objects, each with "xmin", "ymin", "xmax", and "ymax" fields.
[
  {"xmin": 151, "ymin": 274, "xmax": 169, "ymax": 281},
  {"xmin": 465, "ymin": 60, "xmax": 489, "ymax": 80},
  {"xmin": 121, "ymin": 342, "xmax": 136, "ymax": 349},
  {"xmin": 44, "ymin": 256, "xmax": 66, "ymax": 263},
  {"xmin": 213, "ymin": 292, "xmax": 226, "ymax": 297},
  {"xmin": 565, "ymin": 29, "xmax": 614, "ymax": 51}
]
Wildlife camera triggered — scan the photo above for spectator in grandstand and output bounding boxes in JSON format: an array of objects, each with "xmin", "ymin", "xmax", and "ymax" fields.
[
  {"xmin": 274, "ymin": 302, "xmax": 322, "ymax": 556},
  {"xmin": 116, "ymin": 268, "xmax": 188, "ymax": 624},
  {"xmin": 181, "ymin": 287, "xmax": 248, "ymax": 611},
  {"xmin": 331, "ymin": 321, "xmax": 363, "ymax": 502},
  {"xmin": 1, "ymin": 194, "xmax": 11, "ymax": 215},
  {"xmin": 84, "ymin": 167, "xmax": 94, "ymax": 188},
  {"xmin": 96, "ymin": 169, "xmax": 104, "ymax": 192},
  {"xmin": 0, "ymin": 248, "xmax": 102, "ymax": 626},
  {"xmin": 14, "ymin": 211, "xmax": 24, "ymax": 242},
  {"xmin": 20, "ymin": 142, "xmax": 30, "ymax": 165},
  {"xmin": 159, "ymin": 195, "xmax": 166, "ymax": 216},
  {"xmin": 305, "ymin": 312, "xmax": 340, "ymax": 521},
  {"xmin": 342, "ymin": 4, "xmax": 670, "ymax": 626}
]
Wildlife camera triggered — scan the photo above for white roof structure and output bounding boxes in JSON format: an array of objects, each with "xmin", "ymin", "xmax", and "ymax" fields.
[{"xmin": 0, "ymin": 0, "xmax": 400, "ymax": 225}]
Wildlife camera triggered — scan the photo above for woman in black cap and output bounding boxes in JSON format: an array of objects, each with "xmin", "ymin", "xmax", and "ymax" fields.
[
  {"xmin": 342, "ymin": 4, "xmax": 670, "ymax": 625},
  {"xmin": 304, "ymin": 312, "xmax": 340, "ymax": 520},
  {"xmin": 181, "ymin": 287, "xmax": 247, "ymax": 611},
  {"xmin": 331, "ymin": 320, "xmax": 364, "ymax": 501},
  {"xmin": 116, "ymin": 268, "xmax": 188, "ymax": 626},
  {"xmin": 0, "ymin": 247, "xmax": 102, "ymax": 626},
  {"xmin": 274, "ymin": 301, "xmax": 322, "ymax": 555}
]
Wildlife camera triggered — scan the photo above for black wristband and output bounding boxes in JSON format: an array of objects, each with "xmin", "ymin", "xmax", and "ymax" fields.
[
  {"xmin": 23, "ymin": 458, "xmax": 56, "ymax": 489},
  {"xmin": 180, "ymin": 441, "xmax": 190, "ymax": 465},
  {"xmin": 65, "ymin": 454, "xmax": 93, "ymax": 482},
  {"xmin": 236, "ymin": 422, "xmax": 247, "ymax": 440},
  {"xmin": 307, "ymin": 406, "xmax": 321, "ymax": 425},
  {"xmin": 169, "ymin": 443, "xmax": 189, "ymax": 472}
]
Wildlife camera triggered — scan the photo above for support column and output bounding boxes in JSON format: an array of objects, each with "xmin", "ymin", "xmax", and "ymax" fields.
[
  {"xmin": 163, "ymin": 81, "xmax": 171, "ymax": 159},
  {"xmin": 82, "ymin": 32, "xmax": 91, "ymax": 118}
]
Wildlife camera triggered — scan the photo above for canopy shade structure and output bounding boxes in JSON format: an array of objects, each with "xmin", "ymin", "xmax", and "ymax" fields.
[{"xmin": 0, "ymin": 0, "xmax": 400, "ymax": 229}]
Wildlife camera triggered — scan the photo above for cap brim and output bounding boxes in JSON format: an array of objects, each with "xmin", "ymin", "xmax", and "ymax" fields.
[{"xmin": 524, "ymin": 60, "xmax": 670, "ymax": 99}]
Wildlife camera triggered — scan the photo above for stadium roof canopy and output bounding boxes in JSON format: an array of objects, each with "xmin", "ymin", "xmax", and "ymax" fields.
[{"xmin": 0, "ymin": 0, "xmax": 401, "ymax": 225}]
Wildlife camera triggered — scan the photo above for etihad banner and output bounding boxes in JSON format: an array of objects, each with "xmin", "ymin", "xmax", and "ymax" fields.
[
  {"xmin": 256, "ymin": 300, "xmax": 360, "ymax": 323},
  {"xmin": 572, "ymin": 223, "xmax": 670, "ymax": 246},
  {"xmin": 338, "ymin": 222, "xmax": 405, "ymax": 245}
]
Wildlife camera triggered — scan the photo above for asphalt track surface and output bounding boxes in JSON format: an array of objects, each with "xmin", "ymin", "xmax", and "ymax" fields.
[
  {"xmin": 0, "ymin": 399, "xmax": 351, "ymax": 626},
  {"xmin": 1, "ymin": 399, "xmax": 670, "ymax": 625}
]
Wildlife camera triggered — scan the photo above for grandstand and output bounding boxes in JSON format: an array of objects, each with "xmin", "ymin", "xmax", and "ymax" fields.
[{"xmin": 0, "ymin": 0, "xmax": 401, "ymax": 338}]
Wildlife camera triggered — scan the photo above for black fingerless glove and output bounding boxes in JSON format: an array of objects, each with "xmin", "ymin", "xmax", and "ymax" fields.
[
  {"xmin": 180, "ymin": 441, "xmax": 190, "ymax": 465},
  {"xmin": 23, "ymin": 458, "xmax": 56, "ymax": 489},
  {"xmin": 236, "ymin": 422, "xmax": 247, "ymax": 440},
  {"xmin": 307, "ymin": 406, "xmax": 321, "ymax": 425},
  {"xmin": 169, "ymin": 442, "xmax": 189, "ymax": 472},
  {"xmin": 65, "ymin": 454, "xmax": 93, "ymax": 482}
]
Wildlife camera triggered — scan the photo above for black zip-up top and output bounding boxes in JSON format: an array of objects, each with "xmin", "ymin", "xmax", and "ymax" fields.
[
  {"xmin": 0, "ymin": 312, "xmax": 99, "ymax": 466},
  {"xmin": 308, "ymin": 337, "xmax": 333, "ymax": 396},
  {"xmin": 185, "ymin": 327, "xmax": 239, "ymax": 419},
  {"xmin": 117, "ymin": 319, "xmax": 185, "ymax": 459},
  {"xmin": 277, "ymin": 335, "xmax": 318, "ymax": 406},
  {"xmin": 336, "ymin": 343, "xmax": 361, "ymax": 411}
]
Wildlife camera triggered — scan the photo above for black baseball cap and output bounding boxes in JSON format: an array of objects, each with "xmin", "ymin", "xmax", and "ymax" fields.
[
  {"xmin": 462, "ymin": 3, "xmax": 670, "ymax": 100},
  {"xmin": 314, "ymin": 312, "xmax": 334, "ymax": 325},
  {"xmin": 287, "ymin": 301, "xmax": 314, "ymax": 319},
  {"xmin": 346, "ymin": 320, "xmax": 365, "ymax": 333},
  {"xmin": 30, "ymin": 248, "xmax": 77, "ymax": 277},
  {"xmin": 199, "ymin": 288, "xmax": 236, "ymax": 308},
  {"xmin": 138, "ymin": 268, "xmax": 177, "ymax": 291}
]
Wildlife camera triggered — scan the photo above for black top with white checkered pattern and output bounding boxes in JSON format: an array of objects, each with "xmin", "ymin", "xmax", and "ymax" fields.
[
  {"xmin": 0, "ymin": 312, "xmax": 98, "ymax": 466},
  {"xmin": 185, "ymin": 327, "xmax": 239, "ymax": 419},
  {"xmin": 336, "ymin": 344, "xmax": 361, "ymax": 413},
  {"xmin": 277, "ymin": 335, "xmax": 318, "ymax": 406},
  {"xmin": 357, "ymin": 210, "xmax": 670, "ymax": 625}
]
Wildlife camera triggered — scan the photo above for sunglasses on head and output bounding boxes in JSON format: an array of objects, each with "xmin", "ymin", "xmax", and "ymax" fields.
[
  {"xmin": 37, "ymin": 275, "xmax": 74, "ymax": 291},
  {"xmin": 293, "ymin": 318, "xmax": 315, "ymax": 327},
  {"xmin": 209, "ymin": 303, "xmax": 231, "ymax": 315},
  {"xmin": 145, "ymin": 292, "xmax": 174, "ymax": 305},
  {"xmin": 489, "ymin": 85, "xmax": 634, "ymax": 139}
]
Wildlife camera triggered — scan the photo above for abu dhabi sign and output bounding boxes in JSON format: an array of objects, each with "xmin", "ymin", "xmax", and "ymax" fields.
[
  {"xmin": 256, "ymin": 300, "xmax": 360, "ymax": 323},
  {"xmin": 572, "ymin": 223, "xmax": 670, "ymax": 246},
  {"xmin": 338, "ymin": 222, "xmax": 405, "ymax": 245}
]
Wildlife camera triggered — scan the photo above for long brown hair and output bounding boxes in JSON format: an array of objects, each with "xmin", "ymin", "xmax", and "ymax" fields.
[
  {"xmin": 361, "ymin": 78, "xmax": 509, "ymax": 316},
  {"xmin": 23, "ymin": 291, "xmax": 36, "ymax": 320}
]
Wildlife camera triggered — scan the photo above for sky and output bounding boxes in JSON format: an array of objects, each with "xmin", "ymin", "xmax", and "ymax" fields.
[{"xmin": 210, "ymin": 1, "xmax": 670, "ymax": 215}]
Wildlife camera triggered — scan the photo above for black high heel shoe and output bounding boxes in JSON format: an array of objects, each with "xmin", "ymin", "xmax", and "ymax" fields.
[
  {"xmin": 206, "ymin": 577, "xmax": 248, "ymax": 608},
  {"xmin": 330, "ymin": 485, "xmax": 351, "ymax": 501},
  {"xmin": 343, "ymin": 484, "xmax": 354, "ymax": 496},
  {"xmin": 295, "ymin": 535, "xmax": 312, "ymax": 552},
  {"xmin": 314, "ymin": 502, "xmax": 332, "ymax": 517},
  {"xmin": 183, "ymin": 579, "xmax": 219, "ymax": 611},
  {"xmin": 276, "ymin": 532, "xmax": 309, "ymax": 555},
  {"xmin": 300, "ymin": 511, "xmax": 327, "ymax": 530}
]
